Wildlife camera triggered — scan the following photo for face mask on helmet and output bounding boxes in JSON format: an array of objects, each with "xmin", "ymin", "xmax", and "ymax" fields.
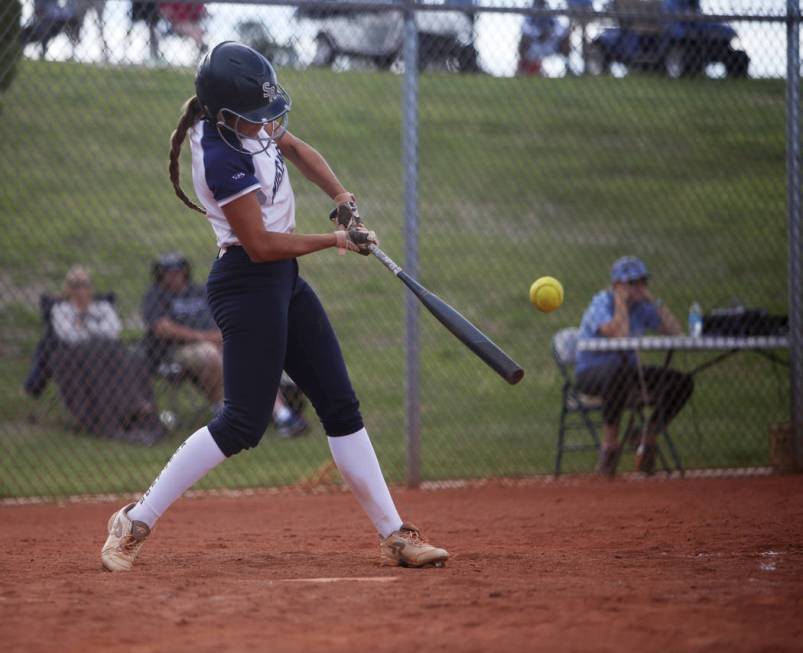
[
  {"xmin": 215, "ymin": 84, "xmax": 292, "ymax": 155},
  {"xmin": 195, "ymin": 42, "xmax": 293, "ymax": 155}
]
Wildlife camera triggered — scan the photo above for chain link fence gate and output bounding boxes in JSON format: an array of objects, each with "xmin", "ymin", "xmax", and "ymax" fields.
[{"xmin": 0, "ymin": 0, "xmax": 798, "ymax": 499}]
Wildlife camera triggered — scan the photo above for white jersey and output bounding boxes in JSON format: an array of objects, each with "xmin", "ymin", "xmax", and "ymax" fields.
[{"xmin": 189, "ymin": 120, "xmax": 295, "ymax": 248}]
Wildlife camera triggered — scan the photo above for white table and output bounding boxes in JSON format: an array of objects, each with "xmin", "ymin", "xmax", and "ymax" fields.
[
  {"xmin": 575, "ymin": 335, "xmax": 790, "ymax": 468},
  {"xmin": 576, "ymin": 335, "xmax": 790, "ymax": 376},
  {"xmin": 577, "ymin": 335, "xmax": 790, "ymax": 352}
]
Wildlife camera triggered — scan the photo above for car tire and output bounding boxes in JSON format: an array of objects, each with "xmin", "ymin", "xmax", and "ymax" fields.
[
  {"xmin": 586, "ymin": 44, "xmax": 609, "ymax": 76},
  {"xmin": 456, "ymin": 45, "xmax": 480, "ymax": 74},
  {"xmin": 311, "ymin": 33, "xmax": 336, "ymax": 67},
  {"xmin": 664, "ymin": 45, "xmax": 687, "ymax": 79},
  {"xmin": 373, "ymin": 53, "xmax": 396, "ymax": 70},
  {"xmin": 725, "ymin": 50, "xmax": 749, "ymax": 78}
]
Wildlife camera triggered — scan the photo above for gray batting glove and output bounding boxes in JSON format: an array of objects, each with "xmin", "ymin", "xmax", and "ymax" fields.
[
  {"xmin": 329, "ymin": 195, "xmax": 363, "ymax": 231},
  {"xmin": 346, "ymin": 225, "xmax": 379, "ymax": 256}
]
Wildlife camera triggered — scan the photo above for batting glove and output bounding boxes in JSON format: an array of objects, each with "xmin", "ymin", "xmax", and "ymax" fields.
[
  {"xmin": 330, "ymin": 192, "xmax": 364, "ymax": 231},
  {"xmin": 335, "ymin": 225, "xmax": 378, "ymax": 256}
]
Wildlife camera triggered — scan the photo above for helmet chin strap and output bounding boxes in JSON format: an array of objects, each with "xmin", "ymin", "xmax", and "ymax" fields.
[{"xmin": 215, "ymin": 111, "xmax": 289, "ymax": 155}]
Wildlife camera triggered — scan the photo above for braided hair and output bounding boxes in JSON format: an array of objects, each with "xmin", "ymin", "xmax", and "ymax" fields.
[{"xmin": 168, "ymin": 96, "xmax": 206, "ymax": 215}]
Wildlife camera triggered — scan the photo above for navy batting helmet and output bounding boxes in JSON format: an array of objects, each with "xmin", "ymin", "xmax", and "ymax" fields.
[{"xmin": 195, "ymin": 41, "xmax": 292, "ymax": 153}]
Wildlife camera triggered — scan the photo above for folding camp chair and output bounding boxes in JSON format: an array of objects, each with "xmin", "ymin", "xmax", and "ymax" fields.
[
  {"xmin": 552, "ymin": 327, "xmax": 683, "ymax": 477},
  {"xmin": 24, "ymin": 292, "xmax": 116, "ymax": 399}
]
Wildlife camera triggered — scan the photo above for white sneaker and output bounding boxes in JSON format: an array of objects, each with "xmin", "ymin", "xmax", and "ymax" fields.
[
  {"xmin": 101, "ymin": 503, "xmax": 150, "ymax": 572},
  {"xmin": 379, "ymin": 522, "xmax": 449, "ymax": 568}
]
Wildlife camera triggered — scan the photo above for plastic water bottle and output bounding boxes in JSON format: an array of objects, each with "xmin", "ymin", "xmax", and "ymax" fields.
[{"xmin": 688, "ymin": 302, "xmax": 703, "ymax": 338}]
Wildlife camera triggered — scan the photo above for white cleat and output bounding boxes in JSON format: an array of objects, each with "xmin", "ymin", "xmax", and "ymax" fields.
[
  {"xmin": 101, "ymin": 503, "xmax": 150, "ymax": 572},
  {"xmin": 379, "ymin": 522, "xmax": 449, "ymax": 568}
]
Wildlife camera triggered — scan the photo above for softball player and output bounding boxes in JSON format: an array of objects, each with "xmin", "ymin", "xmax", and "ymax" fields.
[{"xmin": 101, "ymin": 41, "xmax": 448, "ymax": 571}]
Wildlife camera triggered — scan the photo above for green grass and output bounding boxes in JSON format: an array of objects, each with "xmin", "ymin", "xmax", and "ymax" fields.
[{"xmin": 0, "ymin": 61, "xmax": 791, "ymax": 497}]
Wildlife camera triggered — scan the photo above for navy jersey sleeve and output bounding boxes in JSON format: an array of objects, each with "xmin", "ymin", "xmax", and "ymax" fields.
[{"xmin": 201, "ymin": 124, "xmax": 261, "ymax": 205}]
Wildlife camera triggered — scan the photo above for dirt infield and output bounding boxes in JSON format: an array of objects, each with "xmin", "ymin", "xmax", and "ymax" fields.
[{"xmin": 2, "ymin": 475, "xmax": 802, "ymax": 653}]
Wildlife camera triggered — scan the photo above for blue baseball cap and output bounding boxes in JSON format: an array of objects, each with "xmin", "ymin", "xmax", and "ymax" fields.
[{"xmin": 610, "ymin": 256, "xmax": 649, "ymax": 283}]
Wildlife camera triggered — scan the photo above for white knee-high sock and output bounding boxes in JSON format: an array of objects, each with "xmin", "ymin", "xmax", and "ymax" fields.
[
  {"xmin": 327, "ymin": 428, "xmax": 403, "ymax": 539},
  {"xmin": 128, "ymin": 426, "xmax": 226, "ymax": 528}
]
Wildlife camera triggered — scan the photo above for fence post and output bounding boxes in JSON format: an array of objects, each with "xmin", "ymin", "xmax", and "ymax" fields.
[
  {"xmin": 402, "ymin": 0, "xmax": 421, "ymax": 488},
  {"xmin": 787, "ymin": 0, "xmax": 802, "ymax": 468}
]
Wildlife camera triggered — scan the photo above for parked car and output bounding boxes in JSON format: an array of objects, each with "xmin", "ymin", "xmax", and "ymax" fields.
[
  {"xmin": 295, "ymin": 0, "xmax": 480, "ymax": 72},
  {"xmin": 587, "ymin": 0, "xmax": 750, "ymax": 78}
]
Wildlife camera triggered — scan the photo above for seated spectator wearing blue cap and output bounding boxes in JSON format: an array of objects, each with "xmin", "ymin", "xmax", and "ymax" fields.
[{"xmin": 575, "ymin": 256, "xmax": 693, "ymax": 476}]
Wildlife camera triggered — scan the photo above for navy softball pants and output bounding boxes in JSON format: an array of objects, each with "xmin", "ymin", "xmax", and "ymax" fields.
[{"xmin": 206, "ymin": 247, "xmax": 363, "ymax": 457}]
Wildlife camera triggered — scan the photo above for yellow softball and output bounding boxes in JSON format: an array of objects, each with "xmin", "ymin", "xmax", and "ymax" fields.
[{"xmin": 529, "ymin": 276, "xmax": 564, "ymax": 313}]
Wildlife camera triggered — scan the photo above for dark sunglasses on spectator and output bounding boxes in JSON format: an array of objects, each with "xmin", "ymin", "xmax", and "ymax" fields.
[{"xmin": 627, "ymin": 278, "xmax": 648, "ymax": 286}]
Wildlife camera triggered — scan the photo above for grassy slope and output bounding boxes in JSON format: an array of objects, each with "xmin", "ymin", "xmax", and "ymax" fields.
[{"xmin": 0, "ymin": 61, "xmax": 790, "ymax": 497}]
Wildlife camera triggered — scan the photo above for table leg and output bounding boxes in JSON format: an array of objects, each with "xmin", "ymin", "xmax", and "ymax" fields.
[
  {"xmin": 688, "ymin": 349, "xmax": 738, "ymax": 377},
  {"xmin": 635, "ymin": 352, "xmax": 649, "ymax": 444}
]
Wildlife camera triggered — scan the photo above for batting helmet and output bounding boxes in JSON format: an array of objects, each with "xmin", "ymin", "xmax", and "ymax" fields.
[{"xmin": 195, "ymin": 41, "xmax": 292, "ymax": 154}]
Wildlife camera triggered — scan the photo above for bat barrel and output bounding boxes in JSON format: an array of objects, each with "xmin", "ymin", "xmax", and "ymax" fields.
[
  {"xmin": 369, "ymin": 248, "xmax": 525, "ymax": 385},
  {"xmin": 452, "ymin": 328, "xmax": 525, "ymax": 385},
  {"xmin": 398, "ymin": 271, "xmax": 525, "ymax": 385}
]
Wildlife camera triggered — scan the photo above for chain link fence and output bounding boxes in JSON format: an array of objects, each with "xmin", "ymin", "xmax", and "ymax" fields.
[{"xmin": 0, "ymin": 0, "xmax": 798, "ymax": 498}]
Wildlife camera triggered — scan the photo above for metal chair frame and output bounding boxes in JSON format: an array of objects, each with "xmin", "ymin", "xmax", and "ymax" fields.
[{"xmin": 552, "ymin": 327, "xmax": 684, "ymax": 477}]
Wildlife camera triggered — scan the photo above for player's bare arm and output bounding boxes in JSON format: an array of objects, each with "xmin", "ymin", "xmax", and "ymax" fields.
[
  {"xmin": 599, "ymin": 283, "xmax": 630, "ymax": 337},
  {"xmin": 222, "ymin": 192, "xmax": 374, "ymax": 261},
  {"xmin": 276, "ymin": 132, "xmax": 366, "ymax": 235},
  {"xmin": 643, "ymin": 286, "xmax": 683, "ymax": 335},
  {"xmin": 276, "ymin": 131, "xmax": 348, "ymax": 201},
  {"xmin": 222, "ymin": 191, "xmax": 337, "ymax": 262}
]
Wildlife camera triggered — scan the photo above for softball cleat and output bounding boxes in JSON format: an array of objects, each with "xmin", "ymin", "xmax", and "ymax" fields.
[
  {"xmin": 379, "ymin": 522, "xmax": 449, "ymax": 568},
  {"xmin": 101, "ymin": 503, "xmax": 150, "ymax": 572}
]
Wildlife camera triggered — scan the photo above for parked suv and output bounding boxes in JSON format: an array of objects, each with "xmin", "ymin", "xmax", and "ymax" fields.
[
  {"xmin": 587, "ymin": 0, "xmax": 750, "ymax": 78},
  {"xmin": 295, "ymin": 1, "xmax": 479, "ymax": 72}
]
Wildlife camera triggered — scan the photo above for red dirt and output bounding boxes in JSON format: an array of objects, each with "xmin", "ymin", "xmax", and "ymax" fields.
[{"xmin": 2, "ymin": 475, "xmax": 802, "ymax": 653}]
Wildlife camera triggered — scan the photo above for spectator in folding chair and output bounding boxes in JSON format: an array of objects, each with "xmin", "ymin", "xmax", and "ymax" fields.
[
  {"xmin": 143, "ymin": 252, "xmax": 223, "ymax": 413},
  {"xmin": 26, "ymin": 265, "xmax": 165, "ymax": 445},
  {"xmin": 574, "ymin": 256, "xmax": 693, "ymax": 476},
  {"xmin": 144, "ymin": 252, "xmax": 306, "ymax": 436}
]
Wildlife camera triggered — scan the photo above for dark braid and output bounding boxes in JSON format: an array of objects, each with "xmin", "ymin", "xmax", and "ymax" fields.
[{"xmin": 169, "ymin": 96, "xmax": 206, "ymax": 215}]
